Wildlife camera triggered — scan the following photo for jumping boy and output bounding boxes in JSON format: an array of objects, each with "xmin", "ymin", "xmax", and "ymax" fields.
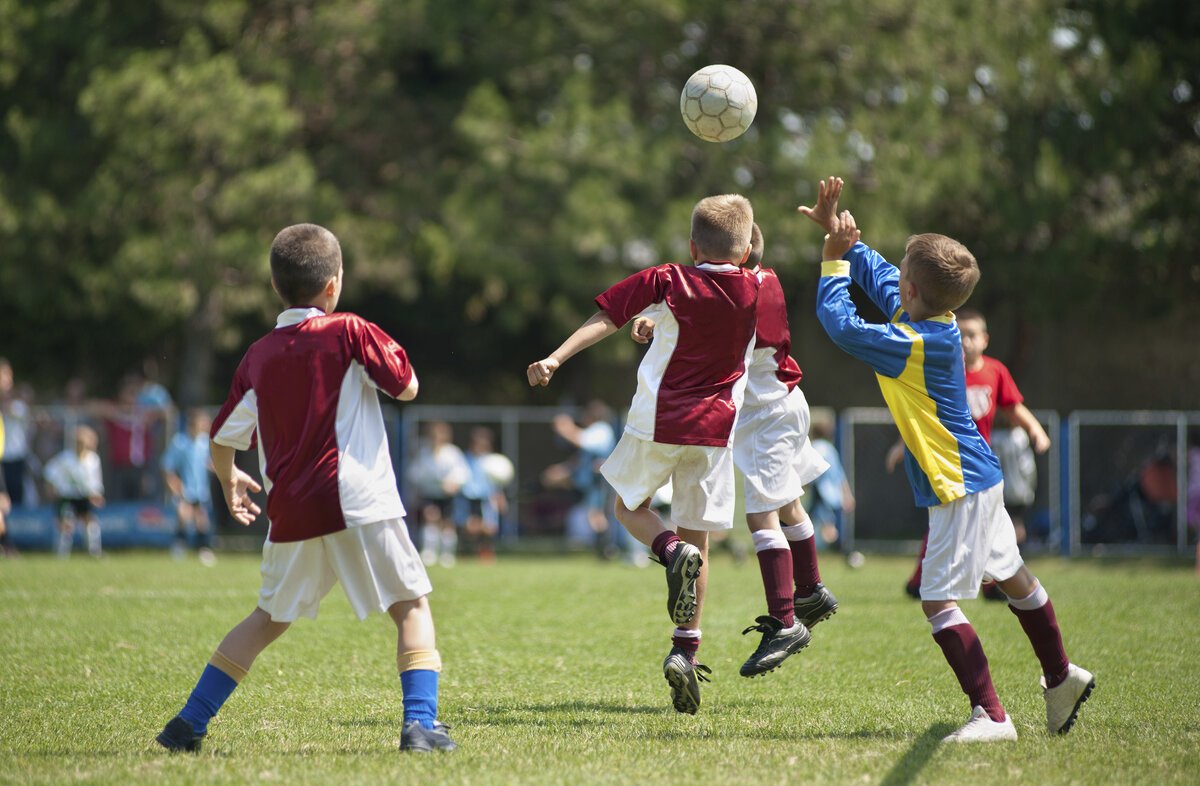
[
  {"xmin": 155, "ymin": 223, "xmax": 456, "ymax": 754},
  {"xmin": 631, "ymin": 222, "xmax": 838, "ymax": 679},
  {"xmin": 800, "ymin": 178, "xmax": 1094, "ymax": 742},
  {"xmin": 527, "ymin": 193, "xmax": 760, "ymax": 714}
]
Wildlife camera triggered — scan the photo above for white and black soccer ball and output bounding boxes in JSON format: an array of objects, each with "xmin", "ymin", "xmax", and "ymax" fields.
[{"xmin": 679, "ymin": 64, "xmax": 758, "ymax": 143}]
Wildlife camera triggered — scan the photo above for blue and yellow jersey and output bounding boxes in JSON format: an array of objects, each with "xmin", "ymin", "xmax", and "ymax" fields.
[{"xmin": 816, "ymin": 241, "xmax": 1002, "ymax": 507}]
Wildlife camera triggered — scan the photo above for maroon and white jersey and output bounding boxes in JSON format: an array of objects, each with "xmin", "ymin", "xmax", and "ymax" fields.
[
  {"xmin": 211, "ymin": 308, "xmax": 414, "ymax": 543},
  {"xmin": 596, "ymin": 262, "xmax": 759, "ymax": 447},
  {"xmin": 743, "ymin": 267, "xmax": 804, "ymax": 408}
]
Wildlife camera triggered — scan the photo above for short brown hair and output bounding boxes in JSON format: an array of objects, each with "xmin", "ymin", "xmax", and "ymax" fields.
[
  {"xmin": 691, "ymin": 194, "xmax": 753, "ymax": 263},
  {"xmin": 902, "ymin": 233, "xmax": 979, "ymax": 313},
  {"xmin": 954, "ymin": 307, "xmax": 986, "ymax": 330},
  {"xmin": 270, "ymin": 223, "xmax": 342, "ymax": 306},
  {"xmin": 746, "ymin": 223, "xmax": 764, "ymax": 268}
]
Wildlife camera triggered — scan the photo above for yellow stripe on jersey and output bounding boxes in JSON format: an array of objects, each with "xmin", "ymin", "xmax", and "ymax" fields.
[{"xmin": 876, "ymin": 323, "xmax": 967, "ymax": 503}]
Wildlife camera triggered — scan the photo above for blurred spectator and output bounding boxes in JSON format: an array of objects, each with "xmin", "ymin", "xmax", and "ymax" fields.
[
  {"xmin": 408, "ymin": 421, "xmax": 469, "ymax": 567},
  {"xmin": 44, "ymin": 424, "xmax": 105, "ymax": 559},
  {"xmin": 162, "ymin": 409, "xmax": 216, "ymax": 566},
  {"xmin": 0, "ymin": 358, "xmax": 33, "ymax": 507},
  {"xmin": 101, "ymin": 374, "xmax": 167, "ymax": 501},
  {"xmin": 805, "ymin": 411, "xmax": 856, "ymax": 551},
  {"xmin": 456, "ymin": 426, "xmax": 511, "ymax": 562},
  {"xmin": 0, "ymin": 445, "xmax": 10, "ymax": 556}
]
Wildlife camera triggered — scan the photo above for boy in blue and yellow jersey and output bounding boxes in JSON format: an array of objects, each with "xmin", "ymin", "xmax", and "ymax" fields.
[{"xmin": 799, "ymin": 178, "xmax": 1094, "ymax": 743}]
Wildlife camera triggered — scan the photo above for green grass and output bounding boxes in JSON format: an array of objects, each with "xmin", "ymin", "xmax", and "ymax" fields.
[{"xmin": 1, "ymin": 550, "xmax": 1197, "ymax": 785}]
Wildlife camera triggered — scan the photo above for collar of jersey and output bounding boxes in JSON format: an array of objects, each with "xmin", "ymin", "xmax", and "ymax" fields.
[
  {"xmin": 275, "ymin": 307, "xmax": 326, "ymax": 329},
  {"xmin": 696, "ymin": 262, "xmax": 739, "ymax": 272}
]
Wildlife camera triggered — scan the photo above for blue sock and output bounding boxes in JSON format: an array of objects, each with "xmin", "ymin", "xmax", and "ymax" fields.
[
  {"xmin": 178, "ymin": 664, "xmax": 239, "ymax": 735},
  {"xmin": 400, "ymin": 669, "xmax": 439, "ymax": 730}
]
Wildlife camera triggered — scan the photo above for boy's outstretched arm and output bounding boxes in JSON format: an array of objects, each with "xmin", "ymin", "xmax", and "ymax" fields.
[
  {"xmin": 210, "ymin": 441, "xmax": 262, "ymax": 526},
  {"xmin": 798, "ymin": 177, "xmax": 845, "ymax": 233},
  {"xmin": 527, "ymin": 311, "xmax": 619, "ymax": 387}
]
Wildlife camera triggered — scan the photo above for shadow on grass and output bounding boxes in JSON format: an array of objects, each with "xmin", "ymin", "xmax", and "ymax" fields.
[{"xmin": 876, "ymin": 723, "xmax": 953, "ymax": 786}]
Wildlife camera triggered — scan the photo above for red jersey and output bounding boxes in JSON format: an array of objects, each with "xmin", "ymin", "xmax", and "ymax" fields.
[
  {"xmin": 964, "ymin": 354, "xmax": 1023, "ymax": 443},
  {"xmin": 211, "ymin": 308, "xmax": 414, "ymax": 543},
  {"xmin": 743, "ymin": 268, "xmax": 803, "ymax": 408},
  {"xmin": 596, "ymin": 262, "xmax": 759, "ymax": 446}
]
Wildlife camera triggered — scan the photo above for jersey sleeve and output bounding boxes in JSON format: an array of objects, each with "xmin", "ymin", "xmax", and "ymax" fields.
[
  {"xmin": 845, "ymin": 241, "xmax": 903, "ymax": 321},
  {"xmin": 211, "ymin": 356, "xmax": 259, "ymax": 451},
  {"xmin": 991, "ymin": 359, "xmax": 1024, "ymax": 409},
  {"xmin": 346, "ymin": 315, "xmax": 414, "ymax": 399},
  {"xmin": 594, "ymin": 267, "xmax": 667, "ymax": 328},
  {"xmin": 816, "ymin": 261, "xmax": 915, "ymax": 378}
]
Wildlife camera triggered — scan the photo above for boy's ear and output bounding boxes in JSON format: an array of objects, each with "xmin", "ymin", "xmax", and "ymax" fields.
[
  {"xmin": 739, "ymin": 243, "xmax": 751, "ymax": 265},
  {"xmin": 689, "ymin": 238, "xmax": 699, "ymax": 261}
]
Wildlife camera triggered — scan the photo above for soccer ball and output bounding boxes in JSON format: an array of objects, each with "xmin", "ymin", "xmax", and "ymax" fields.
[
  {"xmin": 481, "ymin": 453, "xmax": 515, "ymax": 487},
  {"xmin": 679, "ymin": 64, "xmax": 758, "ymax": 143}
]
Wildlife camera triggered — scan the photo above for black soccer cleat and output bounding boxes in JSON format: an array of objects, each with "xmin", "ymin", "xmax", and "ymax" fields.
[
  {"xmin": 663, "ymin": 543, "xmax": 703, "ymax": 625},
  {"xmin": 154, "ymin": 715, "xmax": 205, "ymax": 753},
  {"xmin": 793, "ymin": 582, "xmax": 839, "ymax": 629},
  {"xmin": 400, "ymin": 720, "xmax": 458, "ymax": 752},
  {"xmin": 739, "ymin": 615, "xmax": 812, "ymax": 677},
  {"xmin": 662, "ymin": 647, "xmax": 712, "ymax": 715}
]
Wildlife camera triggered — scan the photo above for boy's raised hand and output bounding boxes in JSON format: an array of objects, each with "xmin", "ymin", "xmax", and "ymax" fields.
[
  {"xmin": 797, "ymin": 177, "xmax": 844, "ymax": 232},
  {"xmin": 822, "ymin": 210, "xmax": 861, "ymax": 261},
  {"xmin": 527, "ymin": 357, "xmax": 560, "ymax": 387}
]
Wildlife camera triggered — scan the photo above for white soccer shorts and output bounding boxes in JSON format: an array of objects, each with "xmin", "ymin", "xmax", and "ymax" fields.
[
  {"xmin": 600, "ymin": 433, "xmax": 735, "ymax": 531},
  {"xmin": 258, "ymin": 518, "xmax": 432, "ymax": 622},
  {"xmin": 920, "ymin": 482, "xmax": 1024, "ymax": 601},
  {"xmin": 734, "ymin": 388, "xmax": 830, "ymax": 514}
]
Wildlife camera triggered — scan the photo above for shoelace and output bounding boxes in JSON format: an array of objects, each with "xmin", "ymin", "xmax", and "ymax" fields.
[
  {"xmin": 741, "ymin": 615, "xmax": 782, "ymax": 636},
  {"xmin": 693, "ymin": 661, "xmax": 713, "ymax": 683}
]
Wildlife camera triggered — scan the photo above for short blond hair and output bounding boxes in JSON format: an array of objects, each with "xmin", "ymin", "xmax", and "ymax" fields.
[
  {"xmin": 691, "ymin": 194, "xmax": 753, "ymax": 263},
  {"xmin": 903, "ymin": 233, "xmax": 979, "ymax": 313}
]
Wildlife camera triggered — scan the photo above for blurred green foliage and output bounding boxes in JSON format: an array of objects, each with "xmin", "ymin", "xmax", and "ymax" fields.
[{"xmin": 1, "ymin": 0, "xmax": 1197, "ymax": 406}]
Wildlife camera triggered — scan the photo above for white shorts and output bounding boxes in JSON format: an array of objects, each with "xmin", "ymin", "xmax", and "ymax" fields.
[
  {"xmin": 734, "ymin": 388, "xmax": 830, "ymax": 514},
  {"xmin": 258, "ymin": 518, "xmax": 432, "ymax": 622},
  {"xmin": 920, "ymin": 482, "xmax": 1024, "ymax": 601},
  {"xmin": 600, "ymin": 433, "xmax": 735, "ymax": 532}
]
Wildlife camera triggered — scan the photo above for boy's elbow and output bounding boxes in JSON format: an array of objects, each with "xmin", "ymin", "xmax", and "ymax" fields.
[{"xmin": 398, "ymin": 377, "xmax": 419, "ymax": 401}]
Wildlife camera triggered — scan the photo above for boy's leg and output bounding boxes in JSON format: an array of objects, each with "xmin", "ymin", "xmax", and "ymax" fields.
[
  {"xmin": 390, "ymin": 595, "xmax": 455, "ymax": 751},
  {"xmin": 56, "ymin": 515, "xmax": 74, "ymax": 559},
  {"xmin": 615, "ymin": 498, "xmax": 702, "ymax": 626},
  {"xmin": 925, "ymin": 600, "xmax": 1016, "ymax": 742},
  {"xmin": 662, "ymin": 527, "xmax": 711, "ymax": 714},
  {"xmin": 740, "ymin": 511, "xmax": 811, "ymax": 678},
  {"xmin": 780, "ymin": 500, "xmax": 839, "ymax": 628},
  {"xmin": 997, "ymin": 568, "xmax": 1095, "ymax": 734},
  {"xmin": 85, "ymin": 514, "xmax": 102, "ymax": 558},
  {"xmin": 158, "ymin": 608, "xmax": 290, "ymax": 752}
]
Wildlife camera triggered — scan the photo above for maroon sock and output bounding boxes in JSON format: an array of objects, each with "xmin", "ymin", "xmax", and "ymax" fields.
[
  {"xmin": 671, "ymin": 632, "xmax": 700, "ymax": 659},
  {"xmin": 755, "ymin": 548, "xmax": 795, "ymax": 626},
  {"xmin": 651, "ymin": 532, "xmax": 681, "ymax": 564},
  {"xmin": 789, "ymin": 536, "xmax": 821, "ymax": 596},
  {"xmin": 932, "ymin": 623, "xmax": 1005, "ymax": 722},
  {"xmin": 907, "ymin": 532, "xmax": 929, "ymax": 590},
  {"xmin": 1009, "ymin": 600, "xmax": 1070, "ymax": 688}
]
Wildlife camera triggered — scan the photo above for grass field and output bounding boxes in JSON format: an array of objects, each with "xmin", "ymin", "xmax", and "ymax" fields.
[{"xmin": 1, "ymin": 549, "xmax": 1197, "ymax": 785}]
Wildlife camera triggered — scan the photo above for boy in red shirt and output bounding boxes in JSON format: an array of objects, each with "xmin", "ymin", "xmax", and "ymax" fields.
[{"xmin": 156, "ymin": 223, "xmax": 455, "ymax": 754}]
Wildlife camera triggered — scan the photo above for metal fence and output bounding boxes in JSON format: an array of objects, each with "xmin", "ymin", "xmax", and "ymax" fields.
[{"xmin": 7, "ymin": 403, "xmax": 1197, "ymax": 557}]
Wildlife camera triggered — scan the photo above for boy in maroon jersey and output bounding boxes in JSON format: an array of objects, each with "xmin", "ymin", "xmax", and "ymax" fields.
[
  {"xmin": 528, "ymin": 194, "xmax": 760, "ymax": 714},
  {"xmin": 631, "ymin": 223, "xmax": 838, "ymax": 679},
  {"xmin": 156, "ymin": 224, "xmax": 455, "ymax": 754}
]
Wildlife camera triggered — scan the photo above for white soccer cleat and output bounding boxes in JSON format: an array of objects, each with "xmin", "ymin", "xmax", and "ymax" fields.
[
  {"xmin": 942, "ymin": 705, "xmax": 1018, "ymax": 743},
  {"xmin": 1042, "ymin": 663, "xmax": 1095, "ymax": 734}
]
